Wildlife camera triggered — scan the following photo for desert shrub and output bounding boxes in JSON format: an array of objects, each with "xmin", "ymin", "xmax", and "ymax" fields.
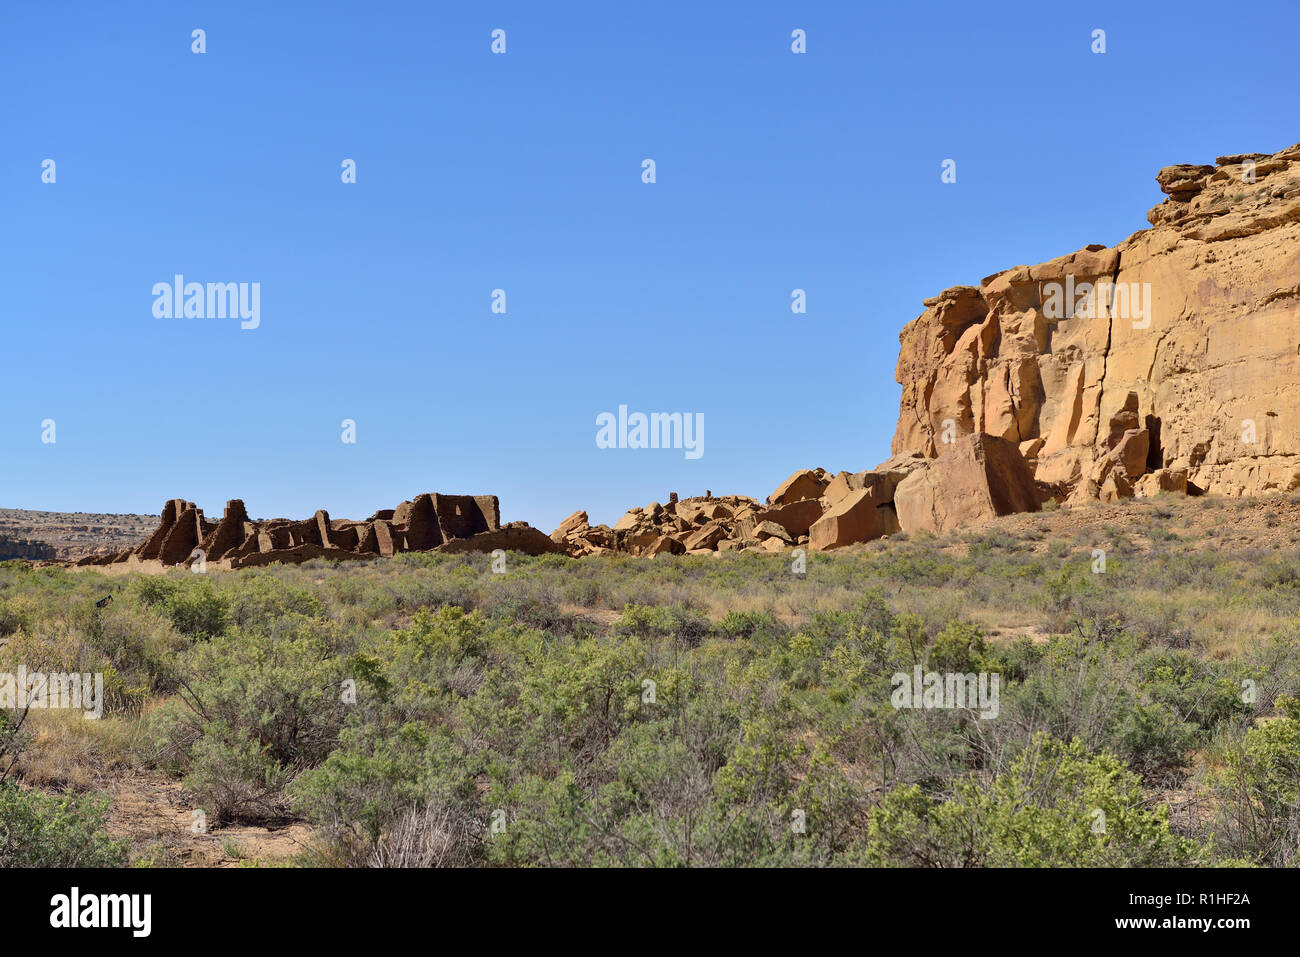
[
  {"xmin": 366, "ymin": 802, "xmax": 481, "ymax": 867},
  {"xmin": 81, "ymin": 602, "xmax": 189, "ymax": 694},
  {"xmin": 867, "ymin": 734, "xmax": 1206, "ymax": 866},
  {"xmin": 0, "ymin": 784, "xmax": 125, "ymax": 867},
  {"xmin": 993, "ymin": 625, "xmax": 1139, "ymax": 756},
  {"xmin": 1135, "ymin": 649, "xmax": 1248, "ymax": 732},
  {"xmin": 183, "ymin": 720, "xmax": 290, "ymax": 824},
  {"xmin": 984, "ymin": 635, "xmax": 1043, "ymax": 683},
  {"xmin": 129, "ymin": 575, "xmax": 175, "ymax": 609},
  {"xmin": 1111, "ymin": 701, "xmax": 1198, "ymax": 779},
  {"xmin": 0, "ymin": 597, "xmax": 30, "ymax": 638},
  {"xmin": 291, "ymin": 721, "xmax": 478, "ymax": 854},
  {"xmin": 162, "ymin": 578, "xmax": 229, "ymax": 639},
  {"xmin": 390, "ymin": 604, "xmax": 490, "ymax": 663},
  {"xmin": 926, "ymin": 621, "xmax": 991, "ymax": 673},
  {"xmin": 717, "ymin": 609, "xmax": 779, "ymax": 640},
  {"xmin": 150, "ymin": 621, "xmax": 350, "ymax": 823},
  {"xmin": 614, "ymin": 604, "xmax": 711, "ymax": 646},
  {"xmin": 1212, "ymin": 694, "xmax": 1300, "ymax": 865},
  {"xmin": 381, "ymin": 566, "xmax": 480, "ymax": 615},
  {"xmin": 128, "ymin": 574, "xmax": 229, "ymax": 639},
  {"xmin": 509, "ymin": 633, "xmax": 651, "ymax": 774},
  {"xmin": 1252, "ymin": 560, "xmax": 1300, "ymax": 591},
  {"xmin": 562, "ymin": 576, "xmax": 605, "ymax": 607},
  {"xmin": 876, "ymin": 552, "xmax": 956, "ymax": 586},
  {"xmin": 482, "ymin": 578, "xmax": 572, "ymax": 632},
  {"xmin": 223, "ymin": 573, "xmax": 323, "ymax": 629}
]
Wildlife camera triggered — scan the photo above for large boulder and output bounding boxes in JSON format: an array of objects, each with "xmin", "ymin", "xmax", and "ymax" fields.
[
  {"xmin": 769, "ymin": 469, "xmax": 828, "ymax": 506},
  {"xmin": 1108, "ymin": 428, "xmax": 1151, "ymax": 479},
  {"xmin": 751, "ymin": 520, "xmax": 794, "ymax": 545},
  {"xmin": 551, "ymin": 510, "xmax": 589, "ymax": 542},
  {"xmin": 755, "ymin": 498, "xmax": 823, "ymax": 538},
  {"xmin": 1134, "ymin": 467, "xmax": 1189, "ymax": 497},
  {"xmin": 809, "ymin": 487, "xmax": 895, "ymax": 550},
  {"xmin": 613, "ymin": 509, "xmax": 642, "ymax": 531},
  {"xmin": 893, "ymin": 433, "xmax": 1040, "ymax": 534},
  {"xmin": 646, "ymin": 534, "xmax": 686, "ymax": 557},
  {"xmin": 684, "ymin": 520, "xmax": 729, "ymax": 551}
]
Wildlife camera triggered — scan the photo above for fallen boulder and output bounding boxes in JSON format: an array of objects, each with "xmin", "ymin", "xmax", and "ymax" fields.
[
  {"xmin": 810, "ymin": 487, "xmax": 894, "ymax": 549},
  {"xmin": 893, "ymin": 433, "xmax": 1040, "ymax": 534},
  {"xmin": 769, "ymin": 469, "xmax": 828, "ymax": 506}
]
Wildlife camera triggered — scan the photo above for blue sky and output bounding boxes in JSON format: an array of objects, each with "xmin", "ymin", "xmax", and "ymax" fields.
[{"xmin": 3, "ymin": 0, "xmax": 1297, "ymax": 531}]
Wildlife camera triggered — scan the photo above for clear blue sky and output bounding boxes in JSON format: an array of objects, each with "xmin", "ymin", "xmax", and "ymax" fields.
[{"xmin": 3, "ymin": 1, "xmax": 1296, "ymax": 531}]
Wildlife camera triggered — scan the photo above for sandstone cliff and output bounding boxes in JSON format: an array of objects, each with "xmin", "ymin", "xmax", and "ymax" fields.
[{"xmin": 893, "ymin": 142, "xmax": 1300, "ymax": 501}]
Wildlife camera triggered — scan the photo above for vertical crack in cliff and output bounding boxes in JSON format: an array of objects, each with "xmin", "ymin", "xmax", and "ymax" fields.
[
  {"xmin": 1097, "ymin": 251, "xmax": 1121, "ymax": 444},
  {"xmin": 1145, "ymin": 326, "xmax": 1172, "ymax": 387},
  {"xmin": 1006, "ymin": 363, "xmax": 1024, "ymax": 442}
]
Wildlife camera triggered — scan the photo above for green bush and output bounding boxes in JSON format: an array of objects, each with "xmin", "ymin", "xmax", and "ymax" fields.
[
  {"xmin": 0, "ymin": 784, "xmax": 125, "ymax": 867},
  {"xmin": 0, "ymin": 597, "xmax": 30, "ymax": 638},
  {"xmin": 1213, "ymin": 694, "xmax": 1300, "ymax": 865},
  {"xmin": 149, "ymin": 621, "xmax": 349, "ymax": 823},
  {"xmin": 129, "ymin": 574, "xmax": 229, "ymax": 639},
  {"xmin": 927, "ymin": 620, "xmax": 990, "ymax": 673},
  {"xmin": 867, "ymin": 734, "xmax": 1206, "ymax": 866}
]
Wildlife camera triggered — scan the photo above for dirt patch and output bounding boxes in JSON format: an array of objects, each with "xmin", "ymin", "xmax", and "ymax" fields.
[{"xmin": 100, "ymin": 773, "xmax": 315, "ymax": 867}]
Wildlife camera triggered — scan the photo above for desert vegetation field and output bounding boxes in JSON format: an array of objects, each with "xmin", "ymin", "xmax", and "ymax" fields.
[{"xmin": 3, "ymin": 491, "xmax": 1300, "ymax": 867}]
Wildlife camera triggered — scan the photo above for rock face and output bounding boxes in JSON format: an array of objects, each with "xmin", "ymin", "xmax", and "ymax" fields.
[
  {"xmin": 73, "ymin": 492, "xmax": 556, "ymax": 569},
  {"xmin": 893, "ymin": 433, "xmax": 1040, "ymax": 534},
  {"xmin": 892, "ymin": 142, "xmax": 1300, "ymax": 501},
  {"xmin": 0, "ymin": 536, "xmax": 58, "ymax": 561}
]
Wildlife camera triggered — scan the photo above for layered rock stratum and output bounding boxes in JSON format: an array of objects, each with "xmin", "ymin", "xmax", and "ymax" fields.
[{"xmin": 0, "ymin": 509, "xmax": 155, "ymax": 562}]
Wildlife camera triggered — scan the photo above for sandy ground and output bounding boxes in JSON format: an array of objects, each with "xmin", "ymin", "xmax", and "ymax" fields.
[{"xmin": 101, "ymin": 772, "xmax": 316, "ymax": 867}]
